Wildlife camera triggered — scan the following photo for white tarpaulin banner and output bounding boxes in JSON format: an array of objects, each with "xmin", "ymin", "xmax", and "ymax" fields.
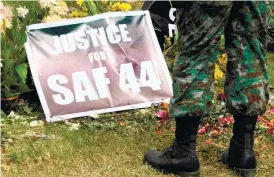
[{"xmin": 25, "ymin": 11, "xmax": 173, "ymax": 122}]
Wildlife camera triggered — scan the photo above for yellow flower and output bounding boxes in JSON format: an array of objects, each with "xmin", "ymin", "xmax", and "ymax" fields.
[
  {"xmin": 111, "ymin": 2, "xmax": 131, "ymax": 12},
  {"xmin": 120, "ymin": 3, "xmax": 131, "ymax": 11},
  {"xmin": 82, "ymin": 7, "xmax": 88, "ymax": 12},
  {"xmin": 217, "ymin": 53, "xmax": 227, "ymax": 73},
  {"xmin": 43, "ymin": 14, "xmax": 65, "ymax": 23},
  {"xmin": 79, "ymin": 11, "xmax": 88, "ymax": 17},
  {"xmin": 214, "ymin": 64, "xmax": 224, "ymax": 80},
  {"xmin": 68, "ymin": 10, "xmax": 88, "ymax": 18},
  {"xmin": 0, "ymin": 18, "xmax": 12, "ymax": 33},
  {"xmin": 82, "ymin": 12, "xmax": 88, "ymax": 17},
  {"xmin": 217, "ymin": 53, "xmax": 227, "ymax": 65},
  {"xmin": 69, "ymin": 11, "xmax": 79, "ymax": 17},
  {"xmin": 111, "ymin": 2, "xmax": 121, "ymax": 11},
  {"xmin": 76, "ymin": 0, "xmax": 84, "ymax": 6}
]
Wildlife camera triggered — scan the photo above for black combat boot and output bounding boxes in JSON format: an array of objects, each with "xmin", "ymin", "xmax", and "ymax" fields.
[
  {"xmin": 144, "ymin": 117, "xmax": 201, "ymax": 177},
  {"xmin": 221, "ymin": 114, "xmax": 257, "ymax": 177}
]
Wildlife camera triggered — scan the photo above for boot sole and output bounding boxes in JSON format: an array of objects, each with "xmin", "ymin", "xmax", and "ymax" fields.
[
  {"xmin": 221, "ymin": 151, "xmax": 256, "ymax": 177},
  {"xmin": 174, "ymin": 171, "xmax": 200, "ymax": 177},
  {"xmin": 222, "ymin": 164, "xmax": 256, "ymax": 177},
  {"xmin": 150, "ymin": 165, "xmax": 200, "ymax": 177},
  {"xmin": 234, "ymin": 167, "xmax": 256, "ymax": 177}
]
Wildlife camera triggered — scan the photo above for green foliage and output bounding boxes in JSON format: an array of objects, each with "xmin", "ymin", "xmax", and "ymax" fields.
[
  {"xmin": 268, "ymin": 2, "xmax": 274, "ymax": 28},
  {"xmin": 1, "ymin": 109, "xmax": 7, "ymax": 119},
  {"xmin": 85, "ymin": 1, "xmax": 98, "ymax": 15},
  {"xmin": 8, "ymin": 152, "xmax": 20, "ymax": 164},
  {"xmin": 15, "ymin": 64, "xmax": 28, "ymax": 83},
  {"xmin": 219, "ymin": 34, "xmax": 225, "ymax": 53},
  {"xmin": 1, "ymin": 1, "xmax": 46, "ymax": 98},
  {"xmin": 266, "ymin": 52, "xmax": 274, "ymax": 88}
]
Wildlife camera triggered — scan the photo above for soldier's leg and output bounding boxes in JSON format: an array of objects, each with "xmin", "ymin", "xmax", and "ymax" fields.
[
  {"xmin": 144, "ymin": 2, "xmax": 232, "ymax": 176},
  {"xmin": 225, "ymin": 2, "xmax": 269, "ymax": 117},
  {"xmin": 222, "ymin": 2, "xmax": 270, "ymax": 176},
  {"xmin": 169, "ymin": 2, "xmax": 232, "ymax": 118}
]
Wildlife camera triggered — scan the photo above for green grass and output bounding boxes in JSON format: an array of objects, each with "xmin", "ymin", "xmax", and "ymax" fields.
[
  {"xmin": 266, "ymin": 51, "xmax": 274, "ymax": 86},
  {"xmin": 2, "ymin": 112, "xmax": 274, "ymax": 177}
]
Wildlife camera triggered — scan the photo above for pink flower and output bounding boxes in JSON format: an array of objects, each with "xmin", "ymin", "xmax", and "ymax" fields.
[
  {"xmin": 269, "ymin": 108, "xmax": 274, "ymax": 115},
  {"xmin": 198, "ymin": 128, "xmax": 207, "ymax": 134},
  {"xmin": 257, "ymin": 116, "xmax": 263, "ymax": 122},
  {"xmin": 0, "ymin": 3, "xmax": 13, "ymax": 19},
  {"xmin": 266, "ymin": 128, "xmax": 274, "ymax": 135},
  {"xmin": 156, "ymin": 111, "xmax": 168, "ymax": 118}
]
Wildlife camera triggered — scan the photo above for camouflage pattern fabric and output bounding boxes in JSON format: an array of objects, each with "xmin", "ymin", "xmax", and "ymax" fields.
[{"xmin": 169, "ymin": 1, "xmax": 270, "ymax": 118}]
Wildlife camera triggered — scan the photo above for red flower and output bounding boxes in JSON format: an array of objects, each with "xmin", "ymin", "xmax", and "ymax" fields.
[
  {"xmin": 219, "ymin": 118, "xmax": 227, "ymax": 126},
  {"xmin": 266, "ymin": 128, "xmax": 274, "ymax": 135},
  {"xmin": 219, "ymin": 116, "xmax": 234, "ymax": 126},
  {"xmin": 217, "ymin": 93, "xmax": 226, "ymax": 101},
  {"xmin": 225, "ymin": 116, "xmax": 234, "ymax": 124}
]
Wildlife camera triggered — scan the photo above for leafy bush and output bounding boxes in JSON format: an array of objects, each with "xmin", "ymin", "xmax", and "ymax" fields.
[{"xmin": 1, "ymin": 1, "xmax": 47, "ymax": 99}]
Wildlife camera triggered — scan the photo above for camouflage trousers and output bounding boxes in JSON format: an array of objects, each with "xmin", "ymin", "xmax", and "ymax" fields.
[{"xmin": 169, "ymin": 1, "xmax": 270, "ymax": 118}]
